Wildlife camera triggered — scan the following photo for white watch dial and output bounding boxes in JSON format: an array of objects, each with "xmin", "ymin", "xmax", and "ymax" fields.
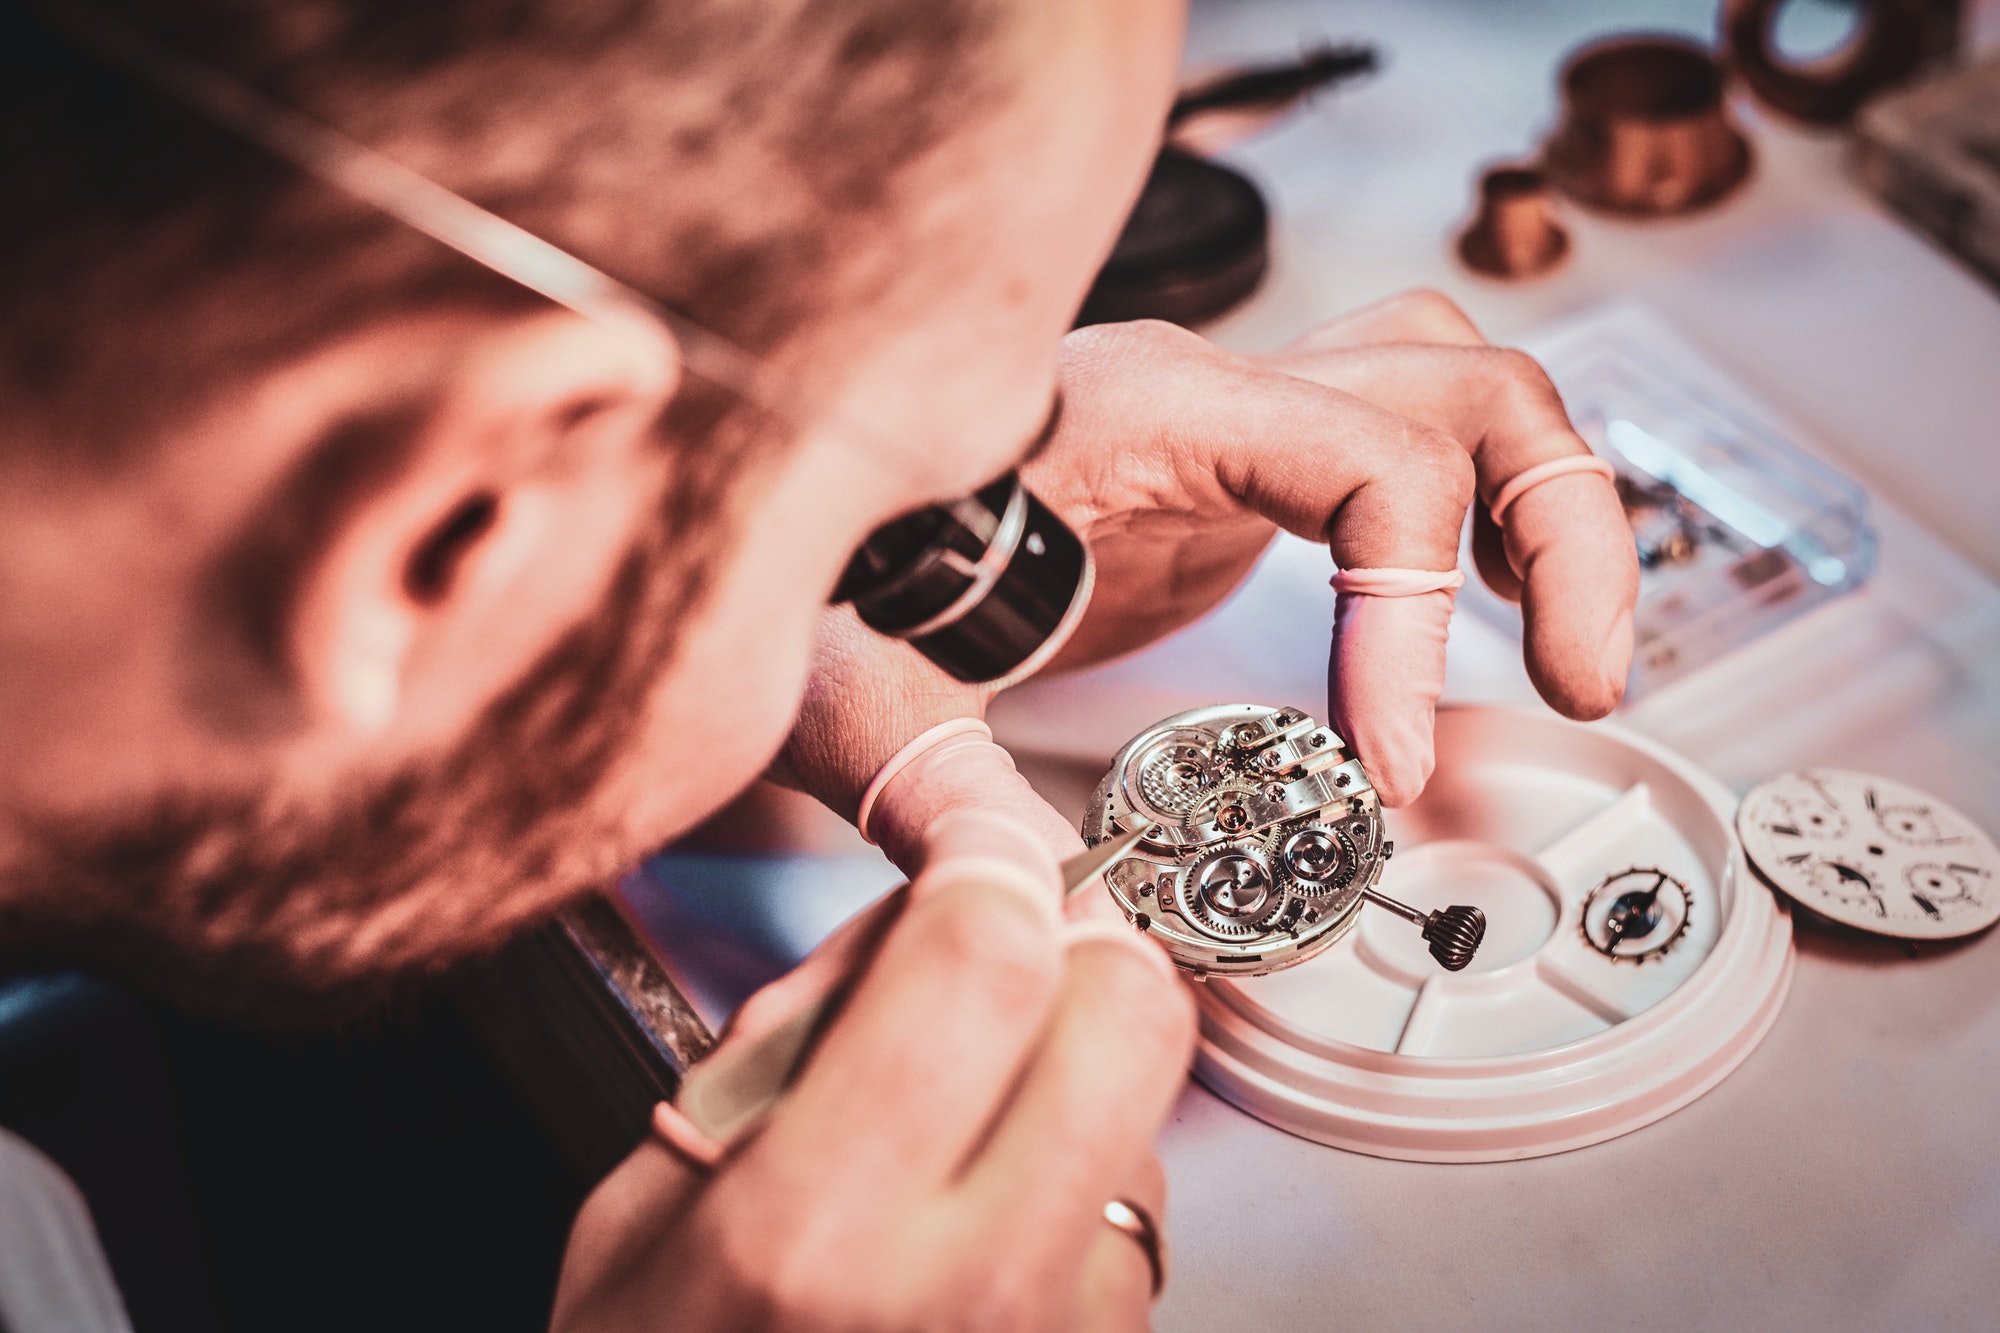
[{"xmin": 1737, "ymin": 769, "xmax": 1998, "ymax": 940}]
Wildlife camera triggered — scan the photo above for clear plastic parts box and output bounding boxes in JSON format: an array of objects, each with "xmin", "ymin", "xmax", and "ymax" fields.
[{"xmin": 1470, "ymin": 313, "xmax": 1877, "ymax": 699}]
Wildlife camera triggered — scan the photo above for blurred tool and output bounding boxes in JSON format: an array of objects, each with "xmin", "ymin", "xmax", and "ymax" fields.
[
  {"xmin": 1855, "ymin": 53, "xmax": 2000, "ymax": 291},
  {"xmin": 1166, "ymin": 43, "xmax": 1377, "ymax": 157},
  {"xmin": 1544, "ymin": 35, "xmax": 1752, "ymax": 216},
  {"xmin": 1456, "ymin": 165, "xmax": 1570, "ymax": 279},
  {"xmin": 1078, "ymin": 43, "xmax": 1377, "ymax": 329}
]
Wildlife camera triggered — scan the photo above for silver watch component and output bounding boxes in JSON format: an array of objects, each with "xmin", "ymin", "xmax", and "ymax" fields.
[
  {"xmin": 1581, "ymin": 867, "xmax": 1693, "ymax": 961},
  {"xmin": 1080, "ymin": 704, "xmax": 1485, "ymax": 977}
]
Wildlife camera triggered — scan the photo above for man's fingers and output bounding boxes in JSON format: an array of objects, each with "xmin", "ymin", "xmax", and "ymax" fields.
[
  {"xmin": 1504, "ymin": 479, "xmax": 1639, "ymax": 718},
  {"xmin": 1263, "ymin": 344, "xmax": 1582, "ymax": 496},
  {"xmin": 1282, "ymin": 287, "xmax": 1487, "ymax": 353},
  {"xmin": 747, "ymin": 811, "xmax": 1067, "ymax": 1196},
  {"xmin": 958, "ymin": 929, "xmax": 1192, "ymax": 1296},
  {"xmin": 1027, "ymin": 321, "xmax": 1481, "ymax": 677},
  {"xmin": 865, "ymin": 728, "xmax": 1086, "ymax": 876},
  {"xmin": 1470, "ymin": 501, "xmax": 1521, "ymax": 602},
  {"xmin": 1262, "ymin": 339, "xmax": 1639, "ymax": 720},
  {"xmin": 1051, "ymin": 322, "xmax": 1474, "ymax": 573},
  {"xmin": 1202, "ymin": 370, "xmax": 1476, "ymax": 572},
  {"xmin": 1329, "ymin": 587, "xmax": 1455, "ymax": 807},
  {"xmin": 553, "ymin": 1137, "xmax": 709, "ymax": 1325},
  {"xmin": 1048, "ymin": 323, "xmax": 1481, "ymax": 805}
]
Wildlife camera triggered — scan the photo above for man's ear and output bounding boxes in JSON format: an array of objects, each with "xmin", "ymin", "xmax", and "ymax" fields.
[{"xmin": 288, "ymin": 311, "xmax": 679, "ymax": 743}]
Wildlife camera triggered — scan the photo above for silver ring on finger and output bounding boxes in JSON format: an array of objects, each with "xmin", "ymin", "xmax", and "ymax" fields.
[{"xmin": 1101, "ymin": 1198, "xmax": 1165, "ymax": 1299}]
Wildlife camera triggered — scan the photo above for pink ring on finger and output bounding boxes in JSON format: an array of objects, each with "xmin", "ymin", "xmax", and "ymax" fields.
[
  {"xmin": 1330, "ymin": 567, "xmax": 1467, "ymax": 597},
  {"xmin": 856, "ymin": 717, "xmax": 994, "ymax": 845},
  {"xmin": 1487, "ymin": 455, "xmax": 1617, "ymax": 526}
]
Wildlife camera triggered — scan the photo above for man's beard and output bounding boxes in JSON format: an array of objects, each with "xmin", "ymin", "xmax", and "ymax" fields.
[{"xmin": 2, "ymin": 390, "xmax": 765, "ymax": 1027}]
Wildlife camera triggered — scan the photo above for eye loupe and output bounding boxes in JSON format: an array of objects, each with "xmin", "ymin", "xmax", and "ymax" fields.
[{"xmin": 833, "ymin": 473, "xmax": 1092, "ymax": 687}]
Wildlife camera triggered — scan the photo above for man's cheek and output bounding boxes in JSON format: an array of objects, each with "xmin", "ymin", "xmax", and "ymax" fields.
[{"xmin": 621, "ymin": 607, "xmax": 824, "ymax": 847}]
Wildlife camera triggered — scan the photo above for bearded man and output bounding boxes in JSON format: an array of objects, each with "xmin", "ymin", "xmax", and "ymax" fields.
[{"xmin": 0, "ymin": 0, "xmax": 1636, "ymax": 1326}]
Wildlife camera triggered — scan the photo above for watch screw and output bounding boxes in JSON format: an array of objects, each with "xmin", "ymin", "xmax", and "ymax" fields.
[{"xmin": 1335, "ymin": 773, "xmax": 1352, "ymax": 788}]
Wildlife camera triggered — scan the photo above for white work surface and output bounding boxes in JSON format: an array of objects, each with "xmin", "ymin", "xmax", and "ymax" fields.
[{"xmin": 632, "ymin": 2, "xmax": 2000, "ymax": 1328}]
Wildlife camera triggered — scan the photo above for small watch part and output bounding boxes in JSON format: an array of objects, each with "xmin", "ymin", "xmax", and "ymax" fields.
[
  {"xmin": 1081, "ymin": 704, "xmax": 1485, "ymax": 977},
  {"xmin": 1616, "ymin": 473, "xmax": 1706, "ymax": 569},
  {"xmin": 1582, "ymin": 867, "xmax": 1692, "ymax": 961},
  {"xmin": 1738, "ymin": 768, "xmax": 2000, "ymax": 941}
]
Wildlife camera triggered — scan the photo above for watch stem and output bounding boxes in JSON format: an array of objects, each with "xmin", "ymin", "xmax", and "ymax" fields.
[{"xmin": 1423, "ymin": 905, "xmax": 1487, "ymax": 971}]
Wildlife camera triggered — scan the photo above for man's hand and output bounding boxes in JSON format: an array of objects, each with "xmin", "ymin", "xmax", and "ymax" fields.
[
  {"xmin": 1025, "ymin": 291, "xmax": 1637, "ymax": 803},
  {"xmin": 1259, "ymin": 289, "xmax": 1638, "ymax": 719},
  {"xmin": 552, "ymin": 811, "xmax": 1193, "ymax": 1331},
  {"xmin": 782, "ymin": 289, "xmax": 1638, "ymax": 843}
]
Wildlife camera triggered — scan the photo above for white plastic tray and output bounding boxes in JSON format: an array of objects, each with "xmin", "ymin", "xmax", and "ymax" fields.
[{"xmin": 1193, "ymin": 704, "xmax": 1794, "ymax": 1161}]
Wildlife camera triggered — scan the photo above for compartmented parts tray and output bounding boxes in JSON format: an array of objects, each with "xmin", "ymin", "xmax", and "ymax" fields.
[{"xmin": 1192, "ymin": 706, "xmax": 1794, "ymax": 1162}]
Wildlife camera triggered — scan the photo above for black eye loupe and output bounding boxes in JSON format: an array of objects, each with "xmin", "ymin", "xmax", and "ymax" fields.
[{"xmin": 832, "ymin": 473, "xmax": 1093, "ymax": 686}]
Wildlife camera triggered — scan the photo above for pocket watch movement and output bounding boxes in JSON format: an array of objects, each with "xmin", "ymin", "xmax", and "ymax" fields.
[{"xmin": 1080, "ymin": 704, "xmax": 1486, "ymax": 977}]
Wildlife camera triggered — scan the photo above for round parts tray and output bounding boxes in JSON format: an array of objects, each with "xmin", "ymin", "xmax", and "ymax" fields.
[{"xmin": 1191, "ymin": 704, "xmax": 1795, "ymax": 1162}]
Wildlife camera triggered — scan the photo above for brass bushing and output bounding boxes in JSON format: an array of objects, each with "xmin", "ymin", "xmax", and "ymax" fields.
[
  {"xmin": 1723, "ymin": 0, "xmax": 1928, "ymax": 125},
  {"xmin": 1457, "ymin": 165, "xmax": 1569, "ymax": 279},
  {"xmin": 1544, "ymin": 36, "xmax": 1752, "ymax": 217}
]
